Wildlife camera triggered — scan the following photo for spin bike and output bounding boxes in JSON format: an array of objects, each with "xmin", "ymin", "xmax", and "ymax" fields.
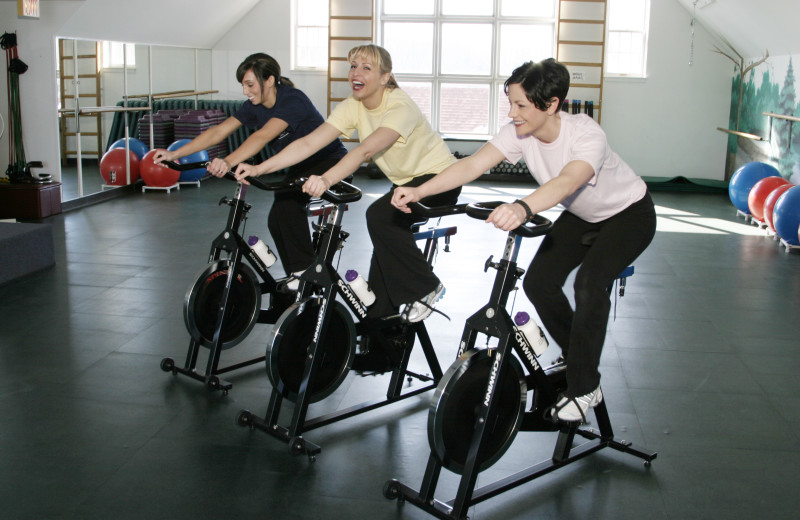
[
  {"xmin": 159, "ymin": 160, "xmax": 350, "ymax": 394},
  {"xmin": 235, "ymin": 197, "xmax": 467, "ymax": 460},
  {"xmin": 384, "ymin": 201, "xmax": 657, "ymax": 520}
]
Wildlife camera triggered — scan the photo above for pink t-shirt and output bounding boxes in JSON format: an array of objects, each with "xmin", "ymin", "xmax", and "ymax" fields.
[{"xmin": 489, "ymin": 113, "xmax": 647, "ymax": 222}]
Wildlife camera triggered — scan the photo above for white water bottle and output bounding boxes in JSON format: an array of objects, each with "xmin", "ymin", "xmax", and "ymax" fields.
[
  {"xmin": 514, "ymin": 311, "xmax": 548, "ymax": 356},
  {"xmin": 345, "ymin": 269, "xmax": 376, "ymax": 306},
  {"xmin": 247, "ymin": 235, "xmax": 277, "ymax": 268}
]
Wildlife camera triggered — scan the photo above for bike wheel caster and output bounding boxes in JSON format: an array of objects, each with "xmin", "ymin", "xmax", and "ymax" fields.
[
  {"xmin": 236, "ymin": 409, "xmax": 254, "ymax": 428},
  {"xmin": 383, "ymin": 479, "xmax": 401, "ymax": 500},
  {"xmin": 160, "ymin": 357, "xmax": 175, "ymax": 373}
]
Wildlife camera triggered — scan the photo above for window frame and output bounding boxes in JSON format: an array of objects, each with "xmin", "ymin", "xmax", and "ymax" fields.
[
  {"xmin": 379, "ymin": 0, "xmax": 557, "ymax": 139},
  {"xmin": 101, "ymin": 41, "xmax": 135, "ymax": 70},
  {"xmin": 292, "ymin": 0, "xmax": 330, "ymax": 71},
  {"xmin": 604, "ymin": 0, "xmax": 650, "ymax": 79}
]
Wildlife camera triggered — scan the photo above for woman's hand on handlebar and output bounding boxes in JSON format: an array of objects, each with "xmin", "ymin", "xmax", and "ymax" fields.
[
  {"xmin": 302, "ymin": 175, "xmax": 331, "ymax": 198},
  {"xmin": 487, "ymin": 202, "xmax": 527, "ymax": 231},
  {"xmin": 233, "ymin": 163, "xmax": 259, "ymax": 185},
  {"xmin": 152, "ymin": 149, "xmax": 176, "ymax": 165},
  {"xmin": 391, "ymin": 186, "xmax": 421, "ymax": 214},
  {"xmin": 207, "ymin": 158, "xmax": 231, "ymax": 178}
]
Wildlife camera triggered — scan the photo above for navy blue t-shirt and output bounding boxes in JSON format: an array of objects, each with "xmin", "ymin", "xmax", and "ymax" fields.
[{"xmin": 234, "ymin": 86, "xmax": 346, "ymax": 173}]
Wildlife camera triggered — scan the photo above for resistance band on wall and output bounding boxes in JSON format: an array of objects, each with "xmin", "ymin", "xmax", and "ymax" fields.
[{"xmin": 2, "ymin": 31, "xmax": 34, "ymax": 182}]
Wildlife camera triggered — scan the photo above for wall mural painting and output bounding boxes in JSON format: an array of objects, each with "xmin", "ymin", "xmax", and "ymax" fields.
[{"xmin": 727, "ymin": 55, "xmax": 800, "ymax": 184}]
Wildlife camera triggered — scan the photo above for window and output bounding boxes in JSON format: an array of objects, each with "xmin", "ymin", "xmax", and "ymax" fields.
[
  {"xmin": 293, "ymin": 0, "xmax": 329, "ymax": 70},
  {"xmin": 380, "ymin": 0, "xmax": 557, "ymax": 138},
  {"xmin": 101, "ymin": 42, "xmax": 135, "ymax": 69},
  {"xmin": 606, "ymin": 0, "xmax": 650, "ymax": 77}
]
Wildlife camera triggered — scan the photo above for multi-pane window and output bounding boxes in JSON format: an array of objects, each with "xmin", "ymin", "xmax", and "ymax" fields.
[
  {"xmin": 101, "ymin": 42, "xmax": 135, "ymax": 69},
  {"xmin": 381, "ymin": 0, "xmax": 557, "ymax": 138},
  {"xmin": 606, "ymin": 0, "xmax": 650, "ymax": 77},
  {"xmin": 293, "ymin": 0, "xmax": 329, "ymax": 70}
]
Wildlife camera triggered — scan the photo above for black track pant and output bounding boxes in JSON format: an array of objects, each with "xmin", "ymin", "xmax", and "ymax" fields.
[
  {"xmin": 522, "ymin": 192, "xmax": 656, "ymax": 397},
  {"xmin": 365, "ymin": 174, "xmax": 461, "ymax": 317},
  {"xmin": 267, "ymin": 157, "xmax": 342, "ymax": 274}
]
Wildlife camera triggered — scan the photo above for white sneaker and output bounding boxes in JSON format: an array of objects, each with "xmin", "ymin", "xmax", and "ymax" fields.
[
  {"xmin": 284, "ymin": 271, "xmax": 304, "ymax": 292},
  {"xmin": 402, "ymin": 284, "xmax": 445, "ymax": 323},
  {"xmin": 553, "ymin": 386, "xmax": 603, "ymax": 422}
]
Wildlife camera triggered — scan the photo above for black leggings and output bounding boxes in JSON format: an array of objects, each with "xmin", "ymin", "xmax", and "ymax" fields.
[
  {"xmin": 522, "ymin": 192, "xmax": 656, "ymax": 397},
  {"xmin": 365, "ymin": 174, "xmax": 461, "ymax": 317}
]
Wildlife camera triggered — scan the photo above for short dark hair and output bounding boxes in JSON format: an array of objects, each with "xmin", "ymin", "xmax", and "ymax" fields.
[
  {"xmin": 504, "ymin": 58, "xmax": 570, "ymax": 112},
  {"xmin": 235, "ymin": 53, "xmax": 294, "ymax": 88}
]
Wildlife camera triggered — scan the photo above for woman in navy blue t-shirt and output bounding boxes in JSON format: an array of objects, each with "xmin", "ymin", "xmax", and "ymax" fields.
[{"xmin": 155, "ymin": 53, "xmax": 346, "ymax": 281}]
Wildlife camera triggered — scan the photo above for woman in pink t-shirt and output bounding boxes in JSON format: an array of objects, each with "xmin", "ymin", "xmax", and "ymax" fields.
[{"xmin": 392, "ymin": 58, "xmax": 656, "ymax": 423}]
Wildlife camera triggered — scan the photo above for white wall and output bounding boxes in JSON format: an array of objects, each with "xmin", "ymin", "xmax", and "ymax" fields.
[
  {"xmin": 602, "ymin": 0, "xmax": 733, "ymax": 180},
  {"xmin": 0, "ymin": 1, "xmax": 84, "ymax": 183},
  {"xmin": 209, "ymin": 0, "xmax": 329, "ymax": 126}
]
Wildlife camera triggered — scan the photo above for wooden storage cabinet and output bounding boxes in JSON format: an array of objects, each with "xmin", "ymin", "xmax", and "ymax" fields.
[{"xmin": 0, "ymin": 182, "xmax": 63, "ymax": 219}]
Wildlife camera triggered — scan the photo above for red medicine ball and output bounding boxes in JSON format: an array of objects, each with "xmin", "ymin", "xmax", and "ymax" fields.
[{"xmin": 140, "ymin": 150, "xmax": 180, "ymax": 187}]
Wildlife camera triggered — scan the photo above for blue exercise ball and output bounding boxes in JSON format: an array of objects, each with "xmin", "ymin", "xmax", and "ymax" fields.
[
  {"xmin": 109, "ymin": 137, "xmax": 149, "ymax": 160},
  {"xmin": 772, "ymin": 184, "xmax": 800, "ymax": 245},
  {"xmin": 166, "ymin": 138, "xmax": 192, "ymax": 152},
  {"xmin": 728, "ymin": 162, "xmax": 781, "ymax": 214},
  {"xmin": 167, "ymin": 139, "xmax": 209, "ymax": 181}
]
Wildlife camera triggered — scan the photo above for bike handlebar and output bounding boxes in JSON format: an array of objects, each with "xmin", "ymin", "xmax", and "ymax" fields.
[
  {"xmin": 159, "ymin": 160, "xmax": 362, "ymax": 204},
  {"xmin": 407, "ymin": 201, "xmax": 469, "ymax": 218},
  {"xmin": 466, "ymin": 201, "xmax": 553, "ymax": 238}
]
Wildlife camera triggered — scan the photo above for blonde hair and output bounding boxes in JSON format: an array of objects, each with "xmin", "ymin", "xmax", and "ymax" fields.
[{"xmin": 347, "ymin": 44, "xmax": 399, "ymax": 89}]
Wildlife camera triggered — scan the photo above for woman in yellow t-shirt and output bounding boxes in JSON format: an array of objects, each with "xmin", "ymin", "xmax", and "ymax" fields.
[{"xmin": 234, "ymin": 44, "xmax": 460, "ymax": 332}]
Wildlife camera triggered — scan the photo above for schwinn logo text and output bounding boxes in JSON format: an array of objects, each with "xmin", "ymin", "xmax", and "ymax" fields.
[
  {"xmin": 312, "ymin": 298, "xmax": 329, "ymax": 343},
  {"xmin": 337, "ymin": 279, "xmax": 367, "ymax": 319},
  {"xmin": 515, "ymin": 330, "xmax": 540, "ymax": 371},
  {"xmin": 245, "ymin": 249, "xmax": 266, "ymax": 272},
  {"xmin": 483, "ymin": 352, "xmax": 502, "ymax": 407}
]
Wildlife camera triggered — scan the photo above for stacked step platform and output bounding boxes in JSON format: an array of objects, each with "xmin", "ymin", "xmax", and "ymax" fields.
[{"xmin": 173, "ymin": 109, "xmax": 229, "ymax": 159}]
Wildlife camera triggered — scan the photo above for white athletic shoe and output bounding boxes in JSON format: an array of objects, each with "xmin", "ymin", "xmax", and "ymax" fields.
[
  {"xmin": 284, "ymin": 271, "xmax": 304, "ymax": 292},
  {"xmin": 402, "ymin": 284, "xmax": 445, "ymax": 323},
  {"xmin": 553, "ymin": 386, "xmax": 603, "ymax": 423}
]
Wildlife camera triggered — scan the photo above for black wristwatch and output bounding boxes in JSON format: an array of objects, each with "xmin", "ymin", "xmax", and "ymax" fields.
[{"xmin": 514, "ymin": 199, "xmax": 534, "ymax": 223}]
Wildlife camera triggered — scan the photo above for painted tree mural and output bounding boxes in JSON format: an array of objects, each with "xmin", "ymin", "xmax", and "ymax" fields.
[
  {"xmin": 727, "ymin": 54, "xmax": 800, "ymax": 181},
  {"xmin": 776, "ymin": 58, "xmax": 797, "ymax": 176}
]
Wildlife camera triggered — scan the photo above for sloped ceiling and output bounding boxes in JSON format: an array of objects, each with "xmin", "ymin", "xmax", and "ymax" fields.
[
  {"xmin": 57, "ymin": 0, "xmax": 261, "ymax": 49},
  {"xmin": 675, "ymin": 0, "xmax": 800, "ymax": 59},
  {"xmin": 27, "ymin": 0, "xmax": 800, "ymax": 59}
]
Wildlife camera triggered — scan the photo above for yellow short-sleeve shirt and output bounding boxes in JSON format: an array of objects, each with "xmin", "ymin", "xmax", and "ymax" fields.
[{"xmin": 326, "ymin": 88, "xmax": 456, "ymax": 185}]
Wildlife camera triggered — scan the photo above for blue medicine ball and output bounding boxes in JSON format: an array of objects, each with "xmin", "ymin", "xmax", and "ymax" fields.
[
  {"xmin": 773, "ymin": 185, "xmax": 800, "ymax": 246},
  {"xmin": 168, "ymin": 139, "xmax": 209, "ymax": 181},
  {"xmin": 109, "ymin": 137, "xmax": 149, "ymax": 160},
  {"xmin": 728, "ymin": 162, "xmax": 781, "ymax": 214}
]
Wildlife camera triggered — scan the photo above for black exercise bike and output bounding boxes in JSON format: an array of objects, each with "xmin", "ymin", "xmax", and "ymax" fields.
[
  {"xmin": 236, "ymin": 197, "xmax": 466, "ymax": 460},
  {"xmin": 159, "ymin": 160, "xmax": 358, "ymax": 394},
  {"xmin": 383, "ymin": 201, "xmax": 657, "ymax": 520}
]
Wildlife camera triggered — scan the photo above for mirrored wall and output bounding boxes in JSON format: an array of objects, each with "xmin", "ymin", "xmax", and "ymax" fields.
[{"xmin": 57, "ymin": 39, "xmax": 212, "ymax": 201}]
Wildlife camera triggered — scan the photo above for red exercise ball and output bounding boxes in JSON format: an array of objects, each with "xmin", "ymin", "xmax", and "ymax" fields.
[
  {"xmin": 748, "ymin": 176, "xmax": 790, "ymax": 221},
  {"xmin": 763, "ymin": 183, "xmax": 794, "ymax": 233},
  {"xmin": 140, "ymin": 150, "xmax": 180, "ymax": 187},
  {"xmin": 100, "ymin": 148, "xmax": 140, "ymax": 186}
]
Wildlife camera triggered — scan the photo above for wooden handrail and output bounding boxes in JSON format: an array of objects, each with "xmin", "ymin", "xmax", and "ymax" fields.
[
  {"xmin": 59, "ymin": 105, "xmax": 152, "ymax": 115},
  {"xmin": 716, "ymin": 127, "xmax": 765, "ymax": 141},
  {"xmin": 152, "ymin": 90, "xmax": 218, "ymax": 100},
  {"xmin": 764, "ymin": 112, "xmax": 800, "ymax": 123},
  {"xmin": 123, "ymin": 89, "xmax": 218, "ymax": 100}
]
